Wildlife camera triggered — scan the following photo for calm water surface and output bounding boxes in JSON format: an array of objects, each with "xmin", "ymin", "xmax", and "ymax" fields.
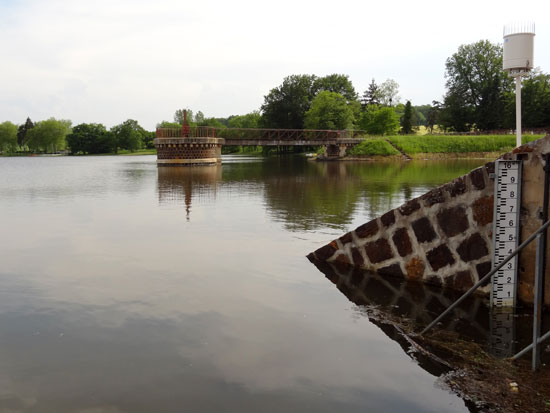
[{"xmin": 0, "ymin": 155, "xmax": 487, "ymax": 412}]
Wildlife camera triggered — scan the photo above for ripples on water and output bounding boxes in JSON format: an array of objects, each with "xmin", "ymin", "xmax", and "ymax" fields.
[{"xmin": 0, "ymin": 155, "xmax": 489, "ymax": 412}]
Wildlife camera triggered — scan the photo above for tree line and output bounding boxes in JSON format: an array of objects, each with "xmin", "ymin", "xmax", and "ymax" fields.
[
  {"xmin": 0, "ymin": 118, "xmax": 156, "ymax": 155},
  {"xmin": 1, "ymin": 38, "xmax": 549, "ymax": 155}
]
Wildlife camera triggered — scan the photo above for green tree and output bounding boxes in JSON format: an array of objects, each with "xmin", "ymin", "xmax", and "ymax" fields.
[
  {"xmin": 157, "ymin": 121, "xmax": 182, "ymax": 129},
  {"xmin": 260, "ymin": 74, "xmax": 317, "ymax": 129},
  {"xmin": 522, "ymin": 70, "xmax": 550, "ymax": 128},
  {"xmin": 401, "ymin": 101, "xmax": 413, "ymax": 134},
  {"xmin": 426, "ymin": 101, "xmax": 441, "ymax": 133},
  {"xmin": 26, "ymin": 118, "xmax": 71, "ymax": 153},
  {"xmin": 442, "ymin": 40, "xmax": 512, "ymax": 131},
  {"xmin": 313, "ymin": 74, "xmax": 358, "ymax": 102},
  {"xmin": 359, "ymin": 107, "xmax": 400, "ymax": 135},
  {"xmin": 228, "ymin": 111, "xmax": 261, "ymax": 128},
  {"xmin": 361, "ymin": 78, "xmax": 381, "ymax": 107},
  {"xmin": 111, "ymin": 119, "xmax": 146, "ymax": 152},
  {"xmin": 304, "ymin": 91, "xmax": 354, "ymax": 130},
  {"xmin": 174, "ymin": 109, "xmax": 194, "ymax": 124},
  {"xmin": 379, "ymin": 79, "xmax": 400, "ymax": 106},
  {"xmin": 0, "ymin": 121, "xmax": 18, "ymax": 153},
  {"xmin": 17, "ymin": 117, "xmax": 34, "ymax": 148},
  {"xmin": 66, "ymin": 123, "xmax": 116, "ymax": 154}
]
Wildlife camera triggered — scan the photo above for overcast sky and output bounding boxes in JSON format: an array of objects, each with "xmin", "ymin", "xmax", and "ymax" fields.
[{"xmin": 1, "ymin": 0, "xmax": 549, "ymax": 130}]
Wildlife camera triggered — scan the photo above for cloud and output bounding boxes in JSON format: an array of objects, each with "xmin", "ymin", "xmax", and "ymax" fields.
[{"xmin": 0, "ymin": 0, "xmax": 548, "ymax": 129}]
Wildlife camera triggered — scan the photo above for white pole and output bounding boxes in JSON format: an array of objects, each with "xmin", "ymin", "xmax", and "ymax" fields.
[{"xmin": 516, "ymin": 75, "xmax": 522, "ymax": 147}]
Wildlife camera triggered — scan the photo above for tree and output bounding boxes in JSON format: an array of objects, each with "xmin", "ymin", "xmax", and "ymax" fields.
[
  {"xmin": 260, "ymin": 74, "xmax": 317, "ymax": 129},
  {"xmin": 522, "ymin": 70, "xmax": 550, "ymax": 128},
  {"xmin": 157, "ymin": 121, "xmax": 182, "ymax": 129},
  {"xmin": 17, "ymin": 117, "xmax": 34, "ymax": 148},
  {"xmin": 358, "ymin": 106, "xmax": 400, "ymax": 135},
  {"xmin": 362, "ymin": 78, "xmax": 381, "ymax": 107},
  {"xmin": 426, "ymin": 101, "xmax": 441, "ymax": 133},
  {"xmin": 66, "ymin": 123, "xmax": 116, "ymax": 154},
  {"xmin": 228, "ymin": 112, "xmax": 261, "ymax": 128},
  {"xmin": 442, "ymin": 40, "xmax": 512, "ymax": 131},
  {"xmin": 304, "ymin": 91, "xmax": 354, "ymax": 130},
  {"xmin": 26, "ymin": 118, "xmax": 71, "ymax": 153},
  {"xmin": 174, "ymin": 109, "xmax": 194, "ymax": 124},
  {"xmin": 111, "ymin": 119, "xmax": 146, "ymax": 152},
  {"xmin": 401, "ymin": 101, "xmax": 413, "ymax": 134},
  {"xmin": 0, "ymin": 121, "xmax": 18, "ymax": 153},
  {"xmin": 313, "ymin": 74, "xmax": 358, "ymax": 102},
  {"xmin": 379, "ymin": 79, "xmax": 400, "ymax": 106}
]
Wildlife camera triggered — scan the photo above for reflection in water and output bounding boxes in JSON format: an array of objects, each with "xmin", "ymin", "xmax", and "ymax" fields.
[
  {"xmin": 155, "ymin": 157, "xmax": 486, "ymax": 232},
  {"xmin": 157, "ymin": 166, "xmax": 222, "ymax": 220},
  {"xmin": 309, "ymin": 257, "xmax": 550, "ymax": 365},
  {"xmin": 309, "ymin": 258, "xmax": 491, "ymax": 344}
]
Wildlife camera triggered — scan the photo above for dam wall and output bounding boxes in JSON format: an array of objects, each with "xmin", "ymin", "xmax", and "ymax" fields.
[{"xmin": 308, "ymin": 135, "xmax": 550, "ymax": 305}]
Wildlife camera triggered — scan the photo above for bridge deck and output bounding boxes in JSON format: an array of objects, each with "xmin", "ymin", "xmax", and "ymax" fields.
[{"xmin": 155, "ymin": 127, "xmax": 366, "ymax": 146}]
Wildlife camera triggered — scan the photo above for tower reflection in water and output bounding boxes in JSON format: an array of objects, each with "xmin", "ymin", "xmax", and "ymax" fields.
[{"xmin": 156, "ymin": 165, "xmax": 222, "ymax": 220}]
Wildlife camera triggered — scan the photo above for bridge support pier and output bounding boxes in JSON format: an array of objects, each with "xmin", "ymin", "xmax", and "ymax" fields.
[
  {"xmin": 154, "ymin": 137, "xmax": 225, "ymax": 166},
  {"xmin": 325, "ymin": 144, "xmax": 349, "ymax": 159}
]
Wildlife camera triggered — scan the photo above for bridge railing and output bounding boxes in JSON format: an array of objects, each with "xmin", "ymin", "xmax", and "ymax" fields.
[
  {"xmin": 156, "ymin": 127, "xmax": 367, "ymax": 141},
  {"xmin": 156, "ymin": 126, "xmax": 217, "ymax": 138}
]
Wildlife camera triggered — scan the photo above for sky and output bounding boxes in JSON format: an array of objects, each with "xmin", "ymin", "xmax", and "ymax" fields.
[{"xmin": 1, "ymin": 0, "xmax": 549, "ymax": 130}]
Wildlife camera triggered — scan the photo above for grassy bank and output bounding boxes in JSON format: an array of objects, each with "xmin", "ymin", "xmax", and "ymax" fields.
[
  {"xmin": 387, "ymin": 134, "xmax": 544, "ymax": 155},
  {"xmin": 347, "ymin": 138, "xmax": 400, "ymax": 156}
]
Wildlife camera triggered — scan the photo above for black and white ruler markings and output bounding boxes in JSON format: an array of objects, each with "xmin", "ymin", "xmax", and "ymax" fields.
[{"xmin": 490, "ymin": 160, "xmax": 522, "ymax": 307}]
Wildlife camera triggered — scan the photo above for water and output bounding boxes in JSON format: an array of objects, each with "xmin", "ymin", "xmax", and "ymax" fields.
[{"xmin": 0, "ymin": 155, "xmax": 487, "ymax": 412}]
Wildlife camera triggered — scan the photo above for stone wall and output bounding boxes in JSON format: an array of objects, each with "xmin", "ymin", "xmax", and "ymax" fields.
[
  {"xmin": 308, "ymin": 135, "xmax": 550, "ymax": 304},
  {"xmin": 154, "ymin": 137, "xmax": 224, "ymax": 165},
  {"xmin": 308, "ymin": 161, "xmax": 496, "ymax": 294}
]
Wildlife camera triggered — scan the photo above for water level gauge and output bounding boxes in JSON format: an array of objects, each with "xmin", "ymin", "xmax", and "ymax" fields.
[{"xmin": 491, "ymin": 160, "xmax": 522, "ymax": 307}]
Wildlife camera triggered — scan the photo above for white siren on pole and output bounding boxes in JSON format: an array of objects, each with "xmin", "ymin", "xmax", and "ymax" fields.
[
  {"xmin": 503, "ymin": 22, "xmax": 535, "ymax": 148},
  {"xmin": 503, "ymin": 22, "xmax": 535, "ymax": 75}
]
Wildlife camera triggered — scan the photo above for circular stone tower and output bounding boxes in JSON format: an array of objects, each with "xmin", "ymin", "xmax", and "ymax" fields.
[{"xmin": 154, "ymin": 111, "xmax": 224, "ymax": 166}]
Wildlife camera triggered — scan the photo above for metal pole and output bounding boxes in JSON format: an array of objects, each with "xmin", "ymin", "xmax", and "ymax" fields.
[
  {"xmin": 421, "ymin": 218, "xmax": 550, "ymax": 335},
  {"xmin": 516, "ymin": 76, "xmax": 522, "ymax": 148},
  {"xmin": 513, "ymin": 328, "xmax": 550, "ymax": 361},
  {"xmin": 533, "ymin": 234, "xmax": 544, "ymax": 370}
]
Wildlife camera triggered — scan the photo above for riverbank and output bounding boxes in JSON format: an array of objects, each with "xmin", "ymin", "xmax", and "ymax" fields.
[{"xmin": 341, "ymin": 134, "xmax": 546, "ymax": 160}]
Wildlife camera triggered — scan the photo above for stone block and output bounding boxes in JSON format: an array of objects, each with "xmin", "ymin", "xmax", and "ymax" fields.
[
  {"xmin": 469, "ymin": 168, "xmax": 486, "ymax": 190},
  {"xmin": 426, "ymin": 275, "xmax": 443, "ymax": 288},
  {"xmin": 457, "ymin": 233, "xmax": 489, "ymax": 262},
  {"xmin": 333, "ymin": 253, "xmax": 352, "ymax": 272},
  {"xmin": 355, "ymin": 220, "xmax": 379, "ymax": 239},
  {"xmin": 351, "ymin": 247, "xmax": 365, "ymax": 267},
  {"xmin": 406, "ymin": 257, "xmax": 425, "ymax": 280},
  {"xmin": 399, "ymin": 199, "xmax": 420, "ymax": 216},
  {"xmin": 339, "ymin": 232, "xmax": 353, "ymax": 244},
  {"xmin": 437, "ymin": 206, "xmax": 469, "ymax": 237},
  {"xmin": 446, "ymin": 270, "xmax": 474, "ymax": 292},
  {"xmin": 364, "ymin": 238, "xmax": 394, "ymax": 263},
  {"xmin": 380, "ymin": 210, "xmax": 396, "ymax": 227},
  {"xmin": 392, "ymin": 228, "xmax": 413, "ymax": 257},
  {"xmin": 476, "ymin": 261, "xmax": 492, "ymax": 287},
  {"xmin": 377, "ymin": 263, "xmax": 405, "ymax": 278},
  {"xmin": 484, "ymin": 162, "xmax": 495, "ymax": 175},
  {"xmin": 427, "ymin": 244, "xmax": 455, "ymax": 271},
  {"xmin": 445, "ymin": 177, "xmax": 466, "ymax": 197},
  {"xmin": 472, "ymin": 195, "xmax": 494, "ymax": 226},
  {"xmin": 312, "ymin": 241, "xmax": 338, "ymax": 261},
  {"xmin": 421, "ymin": 188, "xmax": 445, "ymax": 206},
  {"xmin": 412, "ymin": 217, "xmax": 437, "ymax": 243}
]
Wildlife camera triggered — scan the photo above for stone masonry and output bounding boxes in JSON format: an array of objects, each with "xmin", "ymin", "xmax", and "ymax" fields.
[{"xmin": 308, "ymin": 135, "xmax": 550, "ymax": 305}]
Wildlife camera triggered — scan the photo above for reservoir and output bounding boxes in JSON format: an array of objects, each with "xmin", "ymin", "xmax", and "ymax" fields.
[{"xmin": 0, "ymin": 155, "xmax": 487, "ymax": 412}]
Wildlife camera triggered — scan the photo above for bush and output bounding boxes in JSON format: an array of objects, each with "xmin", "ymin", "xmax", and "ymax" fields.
[{"xmin": 348, "ymin": 138, "xmax": 400, "ymax": 156}]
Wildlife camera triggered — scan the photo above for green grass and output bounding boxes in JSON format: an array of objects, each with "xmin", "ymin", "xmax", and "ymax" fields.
[
  {"xmin": 387, "ymin": 134, "xmax": 544, "ymax": 155},
  {"xmin": 347, "ymin": 138, "xmax": 400, "ymax": 156},
  {"xmin": 117, "ymin": 148, "xmax": 157, "ymax": 155}
]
